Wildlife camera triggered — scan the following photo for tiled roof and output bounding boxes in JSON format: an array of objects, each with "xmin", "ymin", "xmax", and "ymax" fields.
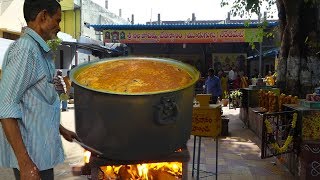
[{"xmin": 90, "ymin": 21, "xmax": 278, "ymax": 31}]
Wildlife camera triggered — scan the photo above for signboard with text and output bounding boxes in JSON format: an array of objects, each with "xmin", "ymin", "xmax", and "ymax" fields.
[
  {"xmin": 103, "ymin": 29, "xmax": 262, "ymax": 44},
  {"xmin": 192, "ymin": 106, "xmax": 221, "ymax": 137}
]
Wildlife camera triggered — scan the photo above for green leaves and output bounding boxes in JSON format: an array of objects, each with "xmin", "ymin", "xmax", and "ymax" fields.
[
  {"xmin": 47, "ymin": 38, "xmax": 62, "ymax": 51},
  {"xmin": 230, "ymin": 90, "xmax": 242, "ymax": 99},
  {"xmin": 222, "ymin": 0, "xmax": 261, "ymax": 19},
  {"xmin": 221, "ymin": 0, "xmax": 278, "ymax": 20},
  {"xmin": 47, "ymin": 38, "xmax": 62, "ymax": 61},
  {"xmin": 220, "ymin": 0, "xmax": 278, "ymax": 49},
  {"xmin": 244, "ymin": 20, "xmax": 251, "ymax": 27},
  {"xmin": 220, "ymin": 0, "xmax": 229, "ymax": 7}
]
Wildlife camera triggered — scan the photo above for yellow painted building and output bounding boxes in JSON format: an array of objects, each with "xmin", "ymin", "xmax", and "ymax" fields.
[
  {"xmin": 60, "ymin": 9, "xmax": 81, "ymax": 39},
  {"xmin": 60, "ymin": 0, "xmax": 81, "ymax": 39},
  {"xmin": 0, "ymin": 0, "xmax": 80, "ymax": 40}
]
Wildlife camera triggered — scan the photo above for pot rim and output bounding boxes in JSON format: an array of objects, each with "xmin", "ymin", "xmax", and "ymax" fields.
[{"xmin": 70, "ymin": 56, "xmax": 200, "ymax": 96}]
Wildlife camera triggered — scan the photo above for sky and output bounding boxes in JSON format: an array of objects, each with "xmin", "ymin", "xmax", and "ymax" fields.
[{"xmin": 91, "ymin": 0, "xmax": 278, "ymax": 24}]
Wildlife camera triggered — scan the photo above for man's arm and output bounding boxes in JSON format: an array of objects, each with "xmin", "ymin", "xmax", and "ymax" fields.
[
  {"xmin": 1, "ymin": 119, "xmax": 40, "ymax": 178},
  {"xmin": 1, "ymin": 119, "xmax": 32, "ymax": 165},
  {"xmin": 59, "ymin": 124, "xmax": 80, "ymax": 142},
  {"xmin": 0, "ymin": 38, "xmax": 40, "ymax": 180}
]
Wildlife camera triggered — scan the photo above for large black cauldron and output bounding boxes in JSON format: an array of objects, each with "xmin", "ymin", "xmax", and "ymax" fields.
[{"xmin": 70, "ymin": 57, "xmax": 199, "ymax": 160}]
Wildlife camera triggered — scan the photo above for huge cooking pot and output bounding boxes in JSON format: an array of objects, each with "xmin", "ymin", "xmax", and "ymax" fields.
[{"xmin": 70, "ymin": 57, "xmax": 200, "ymax": 160}]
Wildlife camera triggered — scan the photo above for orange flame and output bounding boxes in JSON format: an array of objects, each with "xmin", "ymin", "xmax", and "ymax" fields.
[
  {"xmin": 101, "ymin": 162, "xmax": 182, "ymax": 179},
  {"xmin": 83, "ymin": 150, "xmax": 91, "ymax": 164},
  {"xmin": 137, "ymin": 164, "xmax": 149, "ymax": 179},
  {"xmin": 83, "ymin": 151, "xmax": 183, "ymax": 179}
]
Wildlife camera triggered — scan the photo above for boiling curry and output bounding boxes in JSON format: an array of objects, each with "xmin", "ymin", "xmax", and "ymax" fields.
[{"xmin": 75, "ymin": 60, "xmax": 193, "ymax": 93}]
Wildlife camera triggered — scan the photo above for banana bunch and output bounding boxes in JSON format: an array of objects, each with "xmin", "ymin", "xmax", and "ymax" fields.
[
  {"xmin": 258, "ymin": 89, "xmax": 265, "ymax": 108},
  {"xmin": 268, "ymin": 92, "xmax": 278, "ymax": 113},
  {"xmin": 278, "ymin": 94, "xmax": 299, "ymax": 111},
  {"xmin": 263, "ymin": 92, "xmax": 269, "ymax": 111},
  {"xmin": 259, "ymin": 91, "xmax": 298, "ymax": 112}
]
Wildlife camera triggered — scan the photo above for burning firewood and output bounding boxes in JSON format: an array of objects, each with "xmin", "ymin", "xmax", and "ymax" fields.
[
  {"xmin": 148, "ymin": 169, "xmax": 158, "ymax": 179},
  {"xmin": 130, "ymin": 165, "xmax": 140, "ymax": 179},
  {"xmin": 156, "ymin": 171, "xmax": 178, "ymax": 180},
  {"xmin": 100, "ymin": 166, "xmax": 117, "ymax": 179},
  {"xmin": 119, "ymin": 165, "xmax": 135, "ymax": 180},
  {"xmin": 99, "ymin": 163, "xmax": 182, "ymax": 180},
  {"xmin": 148, "ymin": 169, "xmax": 180, "ymax": 180}
]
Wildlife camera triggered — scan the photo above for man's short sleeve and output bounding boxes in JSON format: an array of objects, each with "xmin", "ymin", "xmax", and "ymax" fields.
[{"xmin": 0, "ymin": 41, "xmax": 37, "ymax": 119}]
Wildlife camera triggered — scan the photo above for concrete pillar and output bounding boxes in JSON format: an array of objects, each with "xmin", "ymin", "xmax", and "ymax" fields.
[
  {"xmin": 157, "ymin": 14, "xmax": 161, "ymax": 24},
  {"xmin": 75, "ymin": 50, "xmax": 78, "ymax": 66},
  {"xmin": 131, "ymin": 14, "xmax": 134, "ymax": 25},
  {"xmin": 258, "ymin": 13, "xmax": 262, "ymax": 76},
  {"xmin": 226, "ymin": 12, "xmax": 231, "ymax": 23},
  {"xmin": 192, "ymin": 13, "xmax": 196, "ymax": 23},
  {"xmin": 105, "ymin": 0, "xmax": 108, "ymax": 9}
]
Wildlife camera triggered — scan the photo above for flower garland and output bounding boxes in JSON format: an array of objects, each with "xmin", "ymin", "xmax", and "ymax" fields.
[{"xmin": 264, "ymin": 113, "xmax": 297, "ymax": 153}]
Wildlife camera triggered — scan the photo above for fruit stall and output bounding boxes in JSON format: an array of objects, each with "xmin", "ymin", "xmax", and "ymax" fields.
[
  {"xmin": 281, "ymin": 102, "xmax": 320, "ymax": 180},
  {"xmin": 244, "ymin": 87, "xmax": 320, "ymax": 180},
  {"xmin": 239, "ymin": 86, "xmax": 280, "ymax": 126}
]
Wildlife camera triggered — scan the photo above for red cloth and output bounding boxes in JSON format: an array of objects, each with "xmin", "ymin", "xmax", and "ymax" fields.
[{"xmin": 233, "ymin": 77, "xmax": 241, "ymax": 90}]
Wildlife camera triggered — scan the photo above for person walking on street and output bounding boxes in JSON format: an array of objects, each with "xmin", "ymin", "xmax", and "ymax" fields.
[
  {"xmin": 0, "ymin": 1, "xmax": 79, "ymax": 179},
  {"xmin": 54, "ymin": 70, "xmax": 68, "ymax": 111},
  {"xmin": 204, "ymin": 68, "xmax": 222, "ymax": 104}
]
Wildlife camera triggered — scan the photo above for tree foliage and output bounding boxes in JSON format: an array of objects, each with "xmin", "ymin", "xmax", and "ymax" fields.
[
  {"xmin": 221, "ymin": 0, "xmax": 276, "ymax": 19},
  {"xmin": 221, "ymin": 0, "xmax": 320, "ymax": 56},
  {"xmin": 222, "ymin": 0, "xmax": 320, "ymax": 96}
]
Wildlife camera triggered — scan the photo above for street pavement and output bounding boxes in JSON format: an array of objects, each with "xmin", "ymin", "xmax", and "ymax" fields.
[{"xmin": 0, "ymin": 104, "xmax": 294, "ymax": 180}]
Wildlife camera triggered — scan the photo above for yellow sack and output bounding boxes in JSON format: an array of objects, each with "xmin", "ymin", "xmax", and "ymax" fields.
[{"xmin": 60, "ymin": 93, "xmax": 69, "ymax": 101}]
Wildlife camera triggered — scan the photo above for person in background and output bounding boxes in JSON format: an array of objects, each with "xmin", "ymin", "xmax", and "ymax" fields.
[
  {"xmin": 228, "ymin": 67, "xmax": 235, "ymax": 81},
  {"xmin": 240, "ymin": 71, "xmax": 249, "ymax": 88},
  {"xmin": 265, "ymin": 71, "xmax": 275, "ymax": 86},
  {"xmin": 204, "ymin": 68, "xmax": 222, "ymax": 104},
  {"xmin": 218, "ymin": 70, "xmax": 228, "ymax": 99},
  {"xmin": 69, "ymin": 65, "xmax": 77, "ymax": 100},
  {"xmin": 0, "ymin": 1, "xmax": 79, "ymax": 179},
  {"xmin": 63, "ymin": 70, "xmax": 72, "ymax": 102},
  {"xmin": 54, "ymin": 70, "xmax": 68, "ymax": 111},
  {"xmin": 233, "ymin": 75, "xmax": 241, "ymax": 90},
  {"xmin": 228, "ymin": 66, "xmax": 237, "ymax": 90}
]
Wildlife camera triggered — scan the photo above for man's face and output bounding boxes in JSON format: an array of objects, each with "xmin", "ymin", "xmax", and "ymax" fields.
[{"xmin": 42, "ymin": 8, "xmax": 61, "ymax": 41}]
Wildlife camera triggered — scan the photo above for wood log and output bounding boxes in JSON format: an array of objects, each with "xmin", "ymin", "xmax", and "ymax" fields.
[
  {"xmin": 156, "ymin": 171, "xmax": 178, "ymax": 180},
  {"xmin": 119, "ymin": 166, "xmax": 135, "ymax": 180}
]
